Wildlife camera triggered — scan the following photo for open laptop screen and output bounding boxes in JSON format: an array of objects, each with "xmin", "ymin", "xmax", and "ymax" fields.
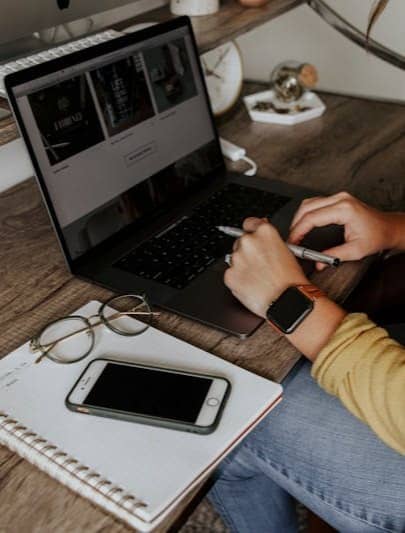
[{"xmin": 9, "ymin": 22, "xmax": 223, "ymax": 261}]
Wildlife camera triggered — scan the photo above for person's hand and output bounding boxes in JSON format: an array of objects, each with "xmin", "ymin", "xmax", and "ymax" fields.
[
  {"xmin": 224, "ymin": 218, "xmax": 309, "ymax": 318},
  {"xmin": 289, "ymin": 192, "xmax": 397, "ymax": 271}
]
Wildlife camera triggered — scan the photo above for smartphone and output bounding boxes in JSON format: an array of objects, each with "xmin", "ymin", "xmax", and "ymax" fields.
[{"xmin": 66, "ymin": 358, "xmax": 231, "ymax": 434}]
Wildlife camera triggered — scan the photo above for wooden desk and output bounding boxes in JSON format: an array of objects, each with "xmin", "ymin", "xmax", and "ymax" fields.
[{"xmin": 1, "ymin": 82, "xmax": 405, "ymax": 531}]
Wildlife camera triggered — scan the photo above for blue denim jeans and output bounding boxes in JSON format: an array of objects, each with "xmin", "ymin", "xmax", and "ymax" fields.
[{"xmin": 208, "ymin": 325, "xmax": 405, "ymax": 532}]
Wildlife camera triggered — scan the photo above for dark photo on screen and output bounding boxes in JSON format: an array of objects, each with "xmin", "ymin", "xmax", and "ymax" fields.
[
  {"xmin": 143, "ymin": 37, "xmax": 197, "ymax": 113},
  {"xmin": 28, "ymin": 75, "xmax": 105, "ymax": 165},
  {"xmin": 91, "ymin": 54, "xmax": 155, "ymax": 136}
]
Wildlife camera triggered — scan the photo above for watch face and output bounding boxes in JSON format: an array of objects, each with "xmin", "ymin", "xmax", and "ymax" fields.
[{"xmin": 267, "ymin": 287, "xmax": 313, "ymax": 334}]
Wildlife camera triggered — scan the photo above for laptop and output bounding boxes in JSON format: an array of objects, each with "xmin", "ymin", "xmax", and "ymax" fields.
[{"xmin": 5, "ymin": 17, "xmax": 341, "ymax": 338}]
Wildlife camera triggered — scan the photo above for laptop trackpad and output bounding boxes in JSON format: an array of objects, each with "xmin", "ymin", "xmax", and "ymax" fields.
[{"xmin": 166, "ymin": 268, "xmax": 263, "ymax": 338}]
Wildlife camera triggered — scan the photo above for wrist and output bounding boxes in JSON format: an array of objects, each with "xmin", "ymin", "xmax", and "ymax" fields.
[
  {"xmin": 260, "ymin": 276, "xmax": 309, "ymax": 318},
  {"xmin": 265, "ymin": 282, "xmax": 346, "ymax": 361},
  {"xmin": 287, "ymin": 297, "xmax": 346, "ymax": 361},
  {"xmin": 384, "ymin": 213, "xmax": 405, "ymax": 251}
]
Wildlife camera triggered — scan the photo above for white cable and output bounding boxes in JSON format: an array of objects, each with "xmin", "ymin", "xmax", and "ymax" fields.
[
  {"xmin": 241, "ymin": 155, "xmax": 257, "ymax": 177},
  {"xmin": 219, "ymin": 137, "xmax": 258, "ymax": 177}
]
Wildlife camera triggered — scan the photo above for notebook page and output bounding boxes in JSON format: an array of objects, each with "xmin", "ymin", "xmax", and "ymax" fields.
[{"xmin": 0, "ymin": 301, "xmax": 282, "ymax": 524}]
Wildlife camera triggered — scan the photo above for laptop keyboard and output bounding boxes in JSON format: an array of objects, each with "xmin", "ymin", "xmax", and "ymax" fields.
[{"xmin": 115, "ymin": 183, "xmax": 290, "ymax": 290}]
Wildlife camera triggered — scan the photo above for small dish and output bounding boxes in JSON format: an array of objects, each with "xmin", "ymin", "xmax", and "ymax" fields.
[{"xmin": 243, "ymin": 89, "xmax": 326, "ymax": 125}]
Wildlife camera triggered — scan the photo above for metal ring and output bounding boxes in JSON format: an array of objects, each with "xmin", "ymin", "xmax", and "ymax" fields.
[{"xmin": 225, "ymin": 254, "xmax": 233, "ymax": 267}]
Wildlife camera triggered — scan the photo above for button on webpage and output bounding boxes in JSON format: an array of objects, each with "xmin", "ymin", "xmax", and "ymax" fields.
[
  {"xmin": 207, "ymin": 397, "xmax": 219, "ymax": 407},
  {"xmin": 124, "ymin": 141, "xmax": 157, "ymax": 167}
]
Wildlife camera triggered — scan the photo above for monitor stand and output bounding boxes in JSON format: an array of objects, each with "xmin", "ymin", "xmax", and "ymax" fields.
[{"xmin": 0, "ymin": 34, "xmax": 47, "ymax": 63}]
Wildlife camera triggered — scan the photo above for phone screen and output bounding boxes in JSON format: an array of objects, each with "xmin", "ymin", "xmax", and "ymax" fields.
[{"xmin": 84, "ymin": 363, "xmax": 213, "ymax": 423}]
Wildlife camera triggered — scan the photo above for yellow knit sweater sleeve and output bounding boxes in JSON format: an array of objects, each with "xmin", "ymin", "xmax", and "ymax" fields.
[{"xmin": 311, "ymin": 313, "xmax": 405, "ymax": 455}]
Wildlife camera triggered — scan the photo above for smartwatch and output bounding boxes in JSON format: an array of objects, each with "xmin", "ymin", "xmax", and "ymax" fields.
[{"xmin": 266, "ymin": 284, "xmax": 326, "ymax": 334}]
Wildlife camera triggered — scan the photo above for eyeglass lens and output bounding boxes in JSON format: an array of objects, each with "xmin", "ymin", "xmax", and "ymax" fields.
[
  {"xmin": 100, "ymin": 295, "xmax": 152, "ymax": 336},
  {"xmin": 37, "ymin": 317, "xmax": 94, "ymax": 364},
  {"xmin": 35, "ymin": 295, "xmax": 154, "ymax": 364}
]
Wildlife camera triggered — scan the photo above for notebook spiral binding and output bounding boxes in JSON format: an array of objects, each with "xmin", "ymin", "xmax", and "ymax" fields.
[{"xmin": 0, "ymin": 411, "xmax": 147, "ymax": 518}]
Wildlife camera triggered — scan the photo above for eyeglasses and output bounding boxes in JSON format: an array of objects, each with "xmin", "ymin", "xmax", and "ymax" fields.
[{"xmin": 29, "ymin": 294, "xmax": 159, "ymax": 365}]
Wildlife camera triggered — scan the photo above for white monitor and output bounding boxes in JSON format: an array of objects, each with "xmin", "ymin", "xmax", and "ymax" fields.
[
  {"xmin": 0, "ymin": 0, "xmax": 165, "ymax": 62},
  {"xmin": 1, "ymin": 1, "xmax": 153, "ymax": 45}
]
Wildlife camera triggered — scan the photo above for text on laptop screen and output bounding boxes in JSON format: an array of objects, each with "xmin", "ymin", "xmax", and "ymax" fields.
[{"xmin": 12, "ymin": 26, "xmax": 222, "ymax": 260}]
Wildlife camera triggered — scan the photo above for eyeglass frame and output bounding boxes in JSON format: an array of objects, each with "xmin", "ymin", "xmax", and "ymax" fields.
[{"xmin": 29, "ymin": 294, "xmax": 158, "ymax": 365}]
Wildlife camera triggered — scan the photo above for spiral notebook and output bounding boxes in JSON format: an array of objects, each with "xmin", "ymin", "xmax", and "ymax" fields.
[{"xmin": 0, "ymin": 301, "xmax": 282, "ymax": 531}]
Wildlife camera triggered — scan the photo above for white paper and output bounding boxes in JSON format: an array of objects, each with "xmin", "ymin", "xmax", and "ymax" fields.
[{"xmin": 0, "ymin": 301, "xmax": 282, "ymax": 530}]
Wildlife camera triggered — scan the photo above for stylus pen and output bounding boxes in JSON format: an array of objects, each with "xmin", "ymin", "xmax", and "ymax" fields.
[{"xmin": 217, "ymin": 226, "xmax": 340, "ymax": 267}]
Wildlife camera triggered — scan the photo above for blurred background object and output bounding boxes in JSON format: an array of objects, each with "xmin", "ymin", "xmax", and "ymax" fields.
[
  {"xmin": 237, "ymin": 0, "xmax": 405, "ymax": 103},
  {"xmin": 170, "ymin": 0, "xmax": 219, "ymax": 16},
  {"xmin": 238, "ymin": 0, "xmax": 270, "ymax": 7}
]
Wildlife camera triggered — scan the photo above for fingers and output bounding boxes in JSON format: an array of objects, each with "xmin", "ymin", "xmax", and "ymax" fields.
[
  {"xmin": 323, "ymin": 241, "xmax": 364, "ymax": 262},
  {"xmin": 290, "ymin": 196, "xmax": 324, "ymax": 229},
  {"xmin": 228, "ymin": 222, "xmax": 281, "ymax": 271},
  {"xmin": 242, "ymin": 217, "xmax": 268, "ymax": 233},
  {"xmin": 289, "ymin": 204, "xmax": 348, "ymax": 244},
  {"xmin": 230, "ymin": 217, "xmax": 267, "ymax": 257},
  {"xmin": 236, "ymin": 217, "xmax": 272, "ymax": 252},
  {"xmin": 224, "ymin": 265, "xmax": 239, "ymax": 292},
  {"xmin": 290, "ymin": 192, "xmax": 353, "ymax": 239},
  {"xmin": 315, "ymin": 241, "xmax": 363, "ymax": 271}
]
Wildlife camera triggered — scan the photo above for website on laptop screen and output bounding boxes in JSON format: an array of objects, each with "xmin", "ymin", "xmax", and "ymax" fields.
[{"xmin": 12, "ymin": 26, "xmax": 222, "ymax": 260}]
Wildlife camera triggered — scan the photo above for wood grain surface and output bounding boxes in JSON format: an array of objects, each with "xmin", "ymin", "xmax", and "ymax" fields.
[
  {"xmin": 115, "ymin": 0, "xmax": 303, "ymax": 54},
  {"xmin": 0, "ymin": 82, "xmax": 405, "ymax": 532},
  {"xmin": 0, "ymin": 106, "xmax": 17, "ymax": 146}
]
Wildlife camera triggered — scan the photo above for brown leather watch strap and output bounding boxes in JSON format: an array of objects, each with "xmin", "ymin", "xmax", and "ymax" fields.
[{"xmin": 295, "ymin": 284, "xmax": 326, "ymax": 301}]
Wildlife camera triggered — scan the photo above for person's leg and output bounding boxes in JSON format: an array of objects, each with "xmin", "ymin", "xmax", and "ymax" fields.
[
  {"xmin": 209, "ymin": 448, "xmax": 299, "ymax": 532},
  {"xmin": 209, "ymin": 356, "xmax": 405, "ymax": 532},
  {"xmin": 209, "ymin": 360, "xmax": 309, "ymax": 533}
]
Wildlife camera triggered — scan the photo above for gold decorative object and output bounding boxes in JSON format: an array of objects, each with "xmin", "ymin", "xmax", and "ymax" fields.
[
  {"xmin": 270, "ymin": 61, "xmax": 318, "ymax": 103},
  {"xmin": 238, "ymin": 0, "xmax": 269, "ymax": 7}
]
